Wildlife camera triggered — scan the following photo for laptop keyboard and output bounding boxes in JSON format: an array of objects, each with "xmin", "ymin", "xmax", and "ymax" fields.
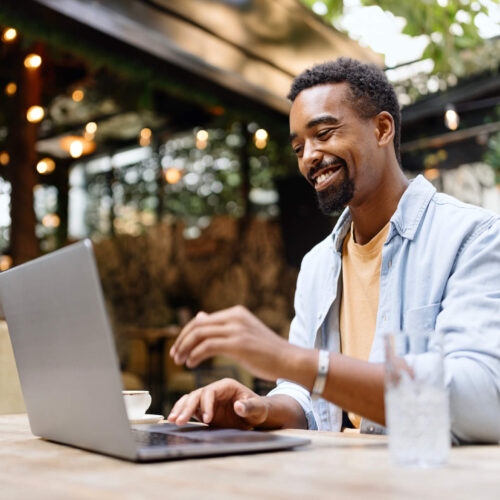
[
  {"xmin": 132, "ymin": 429, "xmax": 200, "ymax": 447},
  {"xmin": 131, "ymin": 425, "xmax": 278, "ymax": 448}
]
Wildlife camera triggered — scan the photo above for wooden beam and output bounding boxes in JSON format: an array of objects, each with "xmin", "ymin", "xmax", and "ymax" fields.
[
  {"xmin": 401, "ymin": 120, "xmax": 500, "ymax": 153},
  {"xmin": 9, "ymin": 43, "xmax": 42, "ymax": 265}
]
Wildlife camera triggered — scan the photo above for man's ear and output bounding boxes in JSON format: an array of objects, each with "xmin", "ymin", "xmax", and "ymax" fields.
[{"xmin": 373, "ymin": 111, "xmax": 395, "ymax": 147}]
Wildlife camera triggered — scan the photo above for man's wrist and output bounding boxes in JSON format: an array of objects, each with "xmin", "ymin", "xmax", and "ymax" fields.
[
  {"xmin": 311, "ymin": 349, "xmax": 330, "ymax": 399},
  {"xmin": 279, "ymin": 343, "xmax": 318, "ymax": 392}
]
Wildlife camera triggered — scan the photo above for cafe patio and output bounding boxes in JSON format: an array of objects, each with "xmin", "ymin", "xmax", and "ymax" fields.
[{"xmin": 1, "ymin": 1, "xmax": 500, "ymax": 497}]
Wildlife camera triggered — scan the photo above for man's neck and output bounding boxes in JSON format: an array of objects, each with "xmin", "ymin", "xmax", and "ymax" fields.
[{"xmin": 349, "ymin": 169, "xmax": 409, "ymax": 245}]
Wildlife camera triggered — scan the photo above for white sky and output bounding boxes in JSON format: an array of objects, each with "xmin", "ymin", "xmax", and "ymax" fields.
[{"xmin": 312, "ymin": 0, "xmax": 500, "ymax": 68}]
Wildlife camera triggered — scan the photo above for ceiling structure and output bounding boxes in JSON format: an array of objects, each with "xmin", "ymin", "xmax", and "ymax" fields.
[{"xmin": 32, "ymin": 0, "xmax": 382, "ymax": 114}]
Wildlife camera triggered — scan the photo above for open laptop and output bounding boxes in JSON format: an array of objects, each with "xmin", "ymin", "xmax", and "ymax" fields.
[{"xmin": 0, "ymin": 239, "xmax": 309, "ymax": 461}]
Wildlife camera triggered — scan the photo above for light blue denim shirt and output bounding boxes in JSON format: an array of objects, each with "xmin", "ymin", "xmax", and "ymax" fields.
[{"xmin": 268, "ymin": 175, "xmax": 500, "ymax": 443}]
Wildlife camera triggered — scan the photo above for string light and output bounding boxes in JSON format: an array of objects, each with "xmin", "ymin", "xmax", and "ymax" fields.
[
  {"xmin": 84, "ymin": 121, "xmax": 97, "ymax": 140},
  {"xmin": 0, "ymin": 151, "xmax": 10, "ymax": 166},
  {"xmin": 42, "ymin": 214, "xmax": 60, "ymax": 228},
  {"xmin": 60, "ymin": 136, "xmax": 96, "ymax": 158},
  {"xmin": 24, "ymin": 53, "xmax": 42, "ymax": 69},
  {"xmin": 140, "ymin": 128, "xmax": 152, "ymax": 139},
  {"xmin": 165, "ymin": 168, "xmax": 181, "ymax": 184},
  {"xmin": 72, "ymin": 89, "xmax": 84, "ymax": 102},
  {"xmin": 70, "ymin": 140, "xmax": 83, "ymax": 158},
  {"xmin": 196, "ymin": 130, "xmax": 208, "ymax": 141},
  {"xmin": 1, "ymin": 28, "xmax": 17, "ymax": 43},
  {"xmin": 26, "ymin": 105, "xmax": 44, "ymax": 123},
  {"xmin": 424, "ymin": 168, "xmax": 440, "ymax": 181},
  {"xmin": 0, "ymin": 255, "xmax": 13, "ymax": 272},
  {"xmin": 5, "ymin": 82, "xmax": 17, "ymax": 96},
  {"xmin": 254, "ymin": 128, "xmax": 268, "ymax": 149},
  {"xmin": 444, "ymin": 104, "xmax": 459, "ymax": 131},
  {"xmin": 36, "ymin": 158, "xmax": 56, "ymax": 174},
  {"xmin": 196, "ymin": 129, "xmax": 208, "ymax": 149},
  {"xmin": 139, "ymin": 127, "xmax": 152, "ymax": 146},
  {"xmin": 85, "ymin": 122, "xmax": 97, "ymax": 134}
]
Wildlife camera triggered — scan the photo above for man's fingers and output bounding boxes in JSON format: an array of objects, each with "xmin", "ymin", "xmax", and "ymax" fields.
[
  {"xmin": 171, "ymin": 314, "xmax": 227, "ymax": 359},
  {"xmin": 167, "ymin": 390, "xmax": 201, "ymax": 425},
  {"xmin": 173, "ymin": 324, "xmax": 234, "ymax": 365},
  {"xmin": 200, "ymin": 388, "xmax": 215, "ymax": 424},
  {"xmin": 170, "ymin": 307, "xmax": 249, "ymax": 358},
  {"xmin": 166, "ymin": 394, "xmax": 189, "ymax": 422},
  {"xmin": 186, "ymin": 337, "xmax": 238, "ymax": 369},
  {"xmin": 234, "ymin": 396, "xmax": 267, "ymax": 421}
]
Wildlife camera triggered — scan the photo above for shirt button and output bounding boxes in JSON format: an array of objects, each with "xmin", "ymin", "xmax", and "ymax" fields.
[
  {"xmin": 368, "ymin": 426, "xmax": 374, "ymax": 433},
  {"xmin": 318, "ymin": 313, "xmax": 322, "ymax": 320},
  {"xmin": 388, "ymin": 260, "xmax": 392, "ymax": 268}
]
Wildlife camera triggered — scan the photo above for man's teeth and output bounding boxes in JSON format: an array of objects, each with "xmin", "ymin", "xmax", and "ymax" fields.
[{"xmin": 316, "ymin": 171, "xmax": 335, "ymax": 184}]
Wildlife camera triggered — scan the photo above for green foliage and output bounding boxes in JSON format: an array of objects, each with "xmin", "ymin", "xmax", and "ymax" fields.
[{"xmin": 299, "ymin": 0, "xmax": 500, "ymax": 74}]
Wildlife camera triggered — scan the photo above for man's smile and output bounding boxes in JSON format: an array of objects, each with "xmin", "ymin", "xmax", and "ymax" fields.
[{"xmin": 308, "ymin": 160, "xmax": 346, "ymax": 192}]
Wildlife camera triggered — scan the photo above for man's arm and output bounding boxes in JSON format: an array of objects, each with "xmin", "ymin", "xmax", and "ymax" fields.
[
  {"xmin": 166, "ymin": 377, "xmax": 308, "ymax": 429},
  {"xmin": 170, "ymin": 306, "xmax": 387, "ymax": 426},
  {"xmin": 434, "ymin": 217, "xmax": 500, "ymax": 443}
]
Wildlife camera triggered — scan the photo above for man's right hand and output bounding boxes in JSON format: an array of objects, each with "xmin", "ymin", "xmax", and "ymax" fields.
[{"xmin": 166, "ymin": 378, "xmax": 269, "ymax": 429}]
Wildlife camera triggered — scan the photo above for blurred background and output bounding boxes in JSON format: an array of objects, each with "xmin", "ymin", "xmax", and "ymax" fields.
[{"xmin": 1, "ymin": 0, "xmax": 499, "ymax": 415}]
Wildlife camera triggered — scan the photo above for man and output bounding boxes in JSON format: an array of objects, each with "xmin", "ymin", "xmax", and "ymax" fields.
[{"xmin": 168, "ymin": 58, "xmax": 500, "ymax": 443}]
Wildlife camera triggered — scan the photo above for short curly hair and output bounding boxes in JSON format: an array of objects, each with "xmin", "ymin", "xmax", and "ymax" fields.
[{"xmin": 288, "ymin": 57, "xmax": 401, "ymax": 165}]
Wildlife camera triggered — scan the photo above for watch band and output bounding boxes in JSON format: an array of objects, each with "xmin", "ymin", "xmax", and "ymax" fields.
[{"xmin": 311, "ymin": 349, "xmax": 330, "ymax": 400}]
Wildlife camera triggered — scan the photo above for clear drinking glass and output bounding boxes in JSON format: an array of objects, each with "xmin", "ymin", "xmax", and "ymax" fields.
[{"xmin": 384, "ymin": 330, "xmax": 450, "ymax": 467}]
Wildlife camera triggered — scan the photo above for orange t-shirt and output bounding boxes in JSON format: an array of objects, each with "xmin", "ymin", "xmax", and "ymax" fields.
[{"xmin": 340, "ymin": 221, "xmax": 390, "ymax": 428}]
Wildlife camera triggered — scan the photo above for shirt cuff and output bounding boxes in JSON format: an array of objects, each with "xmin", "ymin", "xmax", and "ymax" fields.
[{"xmin": 267, "ymin": 379, "xmax": 318, "ymax": 430}]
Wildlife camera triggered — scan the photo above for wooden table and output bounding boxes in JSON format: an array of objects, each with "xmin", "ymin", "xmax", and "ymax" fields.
[{"xmin": 1, "ymin": 414, "xmax": 499, "ymax": 499}]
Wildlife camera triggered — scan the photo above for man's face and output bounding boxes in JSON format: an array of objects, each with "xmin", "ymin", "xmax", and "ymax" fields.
[{"xmin": 289, "ymin": 83, "xmax": 380, "ymax": 214}]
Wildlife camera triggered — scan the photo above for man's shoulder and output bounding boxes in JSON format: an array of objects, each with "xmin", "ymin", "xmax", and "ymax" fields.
[
  {"xmin": 420, "ymin": 191, "xmax": 500, "ymax": 255},
  {"xmin": 428, "ymin": 191, "xmax": 499, "ymax": 227}
]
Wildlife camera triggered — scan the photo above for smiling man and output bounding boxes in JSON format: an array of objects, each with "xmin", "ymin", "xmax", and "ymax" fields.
[{"xmin": 168, "ymin": 58, "xmax": 500, "ymax": 442}]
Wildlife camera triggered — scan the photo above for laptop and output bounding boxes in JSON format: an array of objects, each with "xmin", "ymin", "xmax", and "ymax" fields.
[{"xmin": 0, "ymin": 239, "xmax": 309, "ymax": 461}]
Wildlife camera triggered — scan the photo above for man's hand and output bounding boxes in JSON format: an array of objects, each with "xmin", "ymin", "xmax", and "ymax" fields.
[
  {"xmin": 169, "ymin": 306, "xmax": 293, "ymax": 381},
  {"xmin": 166, "ymin": 378, "xmax": 269, "ymax": 429}
]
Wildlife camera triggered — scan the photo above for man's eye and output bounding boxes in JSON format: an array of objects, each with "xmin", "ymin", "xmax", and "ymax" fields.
[
  {"xmin": 317, "ymin": 129, "xmax": 333, "ymax": 140},
  {"xmin": 293, "ymin": 145, "xmax": 303, "ymax": 155}
]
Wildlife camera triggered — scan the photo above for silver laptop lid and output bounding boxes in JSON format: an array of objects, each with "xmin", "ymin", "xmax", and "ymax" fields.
[{"xmin": 0, "ymin": 240, "xmax": 137, "ymax": 460}]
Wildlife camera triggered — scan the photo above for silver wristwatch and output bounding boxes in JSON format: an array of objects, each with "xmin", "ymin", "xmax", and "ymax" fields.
[{"xmin": 311, "ymin": 349, "xmax": 330, "ymax": 400}]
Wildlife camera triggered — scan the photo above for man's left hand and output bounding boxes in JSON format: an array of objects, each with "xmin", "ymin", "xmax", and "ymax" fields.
[{"xmin": 169, "ymin": 306, "xmax": 291, "ymax": 381}]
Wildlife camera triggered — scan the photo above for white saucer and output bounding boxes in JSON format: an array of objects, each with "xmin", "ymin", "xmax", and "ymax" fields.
[{"xmin": 129, "ymin": 414, "xmax": 164, "ymax": 424}]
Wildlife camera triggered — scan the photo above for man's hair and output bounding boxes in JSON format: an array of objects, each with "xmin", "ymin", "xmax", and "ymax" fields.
[{"xmin": 288, "ymin": 57, "xmax": 401, "ymax": 165}]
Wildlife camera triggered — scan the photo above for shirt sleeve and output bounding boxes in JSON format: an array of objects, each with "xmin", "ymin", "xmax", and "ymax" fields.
[
  {"xmin": 435, "ymin": 216, "xmax": 500, "ymax": 443},
  {"xmin": 267, "ymin": 259, "xmax": 318, "ymax": 430}
]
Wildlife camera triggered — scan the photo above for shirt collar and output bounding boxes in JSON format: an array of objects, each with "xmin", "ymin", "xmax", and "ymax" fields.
[
  {"xmin": 330, "ymin": 174, "xmax": 436, "ymax": 251},
  {"xmin": 389, "ymin": 174, "xmax": 436, "ymax": 240}
]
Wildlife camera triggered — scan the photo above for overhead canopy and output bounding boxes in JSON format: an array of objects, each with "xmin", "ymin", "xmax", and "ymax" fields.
[{"xmin": 32, "ymin": 0, "xmax": 382, "ymax": 114}]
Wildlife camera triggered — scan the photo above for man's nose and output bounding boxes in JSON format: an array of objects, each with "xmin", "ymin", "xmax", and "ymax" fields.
[{"xmin": 303, "ymin": 142, "xmax": 322, "ymax": 169}]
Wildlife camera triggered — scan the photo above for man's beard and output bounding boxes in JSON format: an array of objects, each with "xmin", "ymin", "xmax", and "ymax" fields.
[{"xmin": 310, "ymin": 160, "xmax": 355, "ymax": 215}]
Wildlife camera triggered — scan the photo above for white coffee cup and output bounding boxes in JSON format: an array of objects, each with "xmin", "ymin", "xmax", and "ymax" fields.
[{"xmin": 122, "ymin": 390, "xmax": 152, "ymax": 419}]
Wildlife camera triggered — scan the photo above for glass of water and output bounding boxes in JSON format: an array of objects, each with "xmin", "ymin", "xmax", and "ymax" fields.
[{"xmin": 384, "ymin": 330, "xmax": 450, "ymax": 467}]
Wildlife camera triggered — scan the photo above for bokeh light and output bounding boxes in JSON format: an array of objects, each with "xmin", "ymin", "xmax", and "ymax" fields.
[
  {"xmin": 36, "ymin": 158, "xmax": 56, "ymax": 174},
  {"xmin": 165, "ymin": 168, "xmax": 181, "ymax": 184},
  {"xmin": 0, "ymin": 151, "xmax": 10, "ymax": 166},
  {"xmin": 0, "ymin": 255, "xmax": 13, "ymax": 272},
  {"xmin": 42, "ymin": 214, "xmax": 60, "ymax": 228},
  {"xmin": 5, "ymin": 82, "xmax": 17, "ymax": 96},
  {"xmin": 2, "ymin": 28, "xmax": 17, "ymax": 43},
  {"xmin": 72, "ymin": 89, "xmax": 84, "ymax": 102},
  {"xmin": 24, "ymin": 53, "xmax": 42, "ymax": 69},
  {"xmin": 26, "ymin": 105, "xmax": 44, "ymax": 123}
]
